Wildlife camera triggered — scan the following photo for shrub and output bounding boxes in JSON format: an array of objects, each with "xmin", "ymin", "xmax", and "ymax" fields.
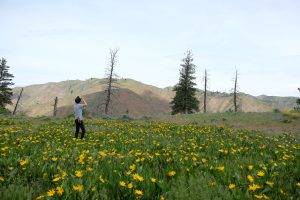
[
  {"xmin": 273, "ymin": 108, "xmax": 280, "ymax": 113},
  {"xmin": 0, "ymin": 106, "xmax": 11, "ymax": 115}
]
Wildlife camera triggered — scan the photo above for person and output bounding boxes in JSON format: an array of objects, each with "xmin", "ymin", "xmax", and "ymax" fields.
[{"xmin": 74, "ymin": 96, "xmax": 87, "ymax": 139}]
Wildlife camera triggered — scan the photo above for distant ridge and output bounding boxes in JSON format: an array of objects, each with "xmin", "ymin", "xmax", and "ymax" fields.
[{"xmin": 7, "ymin": 78, "xmax": 298, "ymax": 117}]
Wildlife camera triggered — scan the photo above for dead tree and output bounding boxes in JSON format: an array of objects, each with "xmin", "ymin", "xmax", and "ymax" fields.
[
  {"xmin": 104, "ymin": 48, "xmax": 119, "ymax": 115},
  {"xmin": 233, "ymin": 69, "xmax": 238, "ymax": 112},
  {"xmin": 203, "ymin": 69, "xmax": 208, "ymax": 113},
  {"xmin": 53, "ymin": 97, "xmax": 58, "ymax": 117},
  {"xmin": 297, "ymin": 88, "xmax": 300, "ymax": 108},
  {"xmin": 13, "ymin": 88, "xmax": 23, "ymax": 115}
]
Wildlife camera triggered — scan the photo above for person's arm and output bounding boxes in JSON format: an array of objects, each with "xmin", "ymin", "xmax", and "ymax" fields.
[{"xmin": 81, "ymin": 97, "xmax": 88, "ymax": 106}]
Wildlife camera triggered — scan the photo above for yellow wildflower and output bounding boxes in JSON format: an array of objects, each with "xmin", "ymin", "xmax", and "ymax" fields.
[
  {"xmin": 73, "ymin": 184, "xmax": 84, "ymax": 192},
  {"xmin": 248, "ymin": 165, "xmax": 254, "ymax": 170},
  {"xmin": 56, "ymin": 186, "xmax": 64, "ymax": 196},
  {"xmin": 98, "ymin": 151, "xmax": 107, "ymax": 158},
  {"xmin": 119, "ymin": 181, "xmax": 126, "ymax": 187},
  {"xmin": 134, "ymin": 189, "xmax": 143, "ymax": 196},
  {"xmin": 132, "ymin": 173, "xmax": 144, "ymax": 182},
  {"xmin": 47, "ymin": 189, "xmax": 55, "ymax": 197},
  {"xmin": 127, "ymin": 182, "xmax": 133, "ymax": 189},
  {"xmin": 167, "ymin": 170, "xmax": 176, "ymax": 177},
  {"xmin": 0, "ymin": 176, "xmax": 4, "ymax": 182},
  {"xmin": 254, "ymin": 194, "xmax": 269, "ymax": 199},
  {"xmin": 257, "ymin": 171, "xmax": 265, "ymax": 177},
  {"xmin": 248, "ymin": 184, "xmax": 261, "ymax": 192},
  {"xmin": 99, "ymin": 175, "xmax": 106, "ymax": 183},
  {"xmin": 51, "ymin": 157, "xmax": 58, "ymax": 161},
  {"xmin": 247, "ymin": 175, "xmax": 254, "ymax": 183},
  {"xmin": 19, "ymin": 159, "xmax": 28, "ymax": 166},
  {"xmin": 61, "ymin": 171, "xmax": 67, "ymax": 179},
  {"xmin": 75, "ymin": 170, "xmax": 83, "ymax": 178},
  {"xmin": 151, "ymin": 177, "xmax": 157, "ymax": 183},
  {"xmin": 129, "ymin": 164, "xmax": 136, "ymax": 171},
  {"xmin": 216, "ymin": 165, "xmax": 225, "ymax": 172},
  {"xmin": 36, "ymin": 195, "xmax": 44, "ymax": 200},
  {"xmin": 228, "ymin": 183, "xmax": 236, "ymax": 189},
  {"xmin": 52, "ymin": 177, "xmax": 61, "ymax": 182},
  {"xmin": 78, "ymin": 154, "xmax": 85, "ymax": 164}
]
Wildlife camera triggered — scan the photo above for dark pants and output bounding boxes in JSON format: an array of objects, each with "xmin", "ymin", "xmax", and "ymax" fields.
[{"xmin": 75, "ymin": 119, "xmax": 86, "ymax": 139}]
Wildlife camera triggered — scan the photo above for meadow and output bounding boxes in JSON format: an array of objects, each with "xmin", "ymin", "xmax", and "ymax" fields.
[
  {"xmin": 154, "ymin": 112, "xmax": 300, "ymax": 137},
  {"xmin": 0, "ymin": 116, "xmax": 299, "ymax": 199}
]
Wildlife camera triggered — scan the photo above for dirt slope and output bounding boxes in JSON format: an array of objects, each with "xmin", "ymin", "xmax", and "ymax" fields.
[{"xmin": 7, "ymin": 78, "xmax": 297, "ymax": 117}]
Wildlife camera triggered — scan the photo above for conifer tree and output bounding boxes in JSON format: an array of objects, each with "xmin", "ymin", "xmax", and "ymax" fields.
[
  {"xmin": 0, "ymin": 58, "xmax": 14, "ymax": 107},
  {"xmin": 171, "ymin": 51, "xmax": 199, "ymax": 114}
]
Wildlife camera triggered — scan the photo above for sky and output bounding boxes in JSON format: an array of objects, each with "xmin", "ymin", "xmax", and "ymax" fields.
[{"xmin": 0, "ymin": 0, "xmax": 300, "ymax": 97}]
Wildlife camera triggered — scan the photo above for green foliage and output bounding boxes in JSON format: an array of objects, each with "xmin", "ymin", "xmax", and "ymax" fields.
[
  {"xmin": 165, "ymin": 173, "xmax": 233, "ymax": 200},
  {"xmin": 0, "ymin": 106, "xmax": 10, "ymax": 115},
  {"xmin": 281, "ymin": 118, "xmax": 292, "ymax": 123},
  {"xmin": 171, "ymin": 51, "xmax": 199, "ymax": 115},
  {"xmin": 0, "ymin": 184, "xmax": 38, "ymax": 200},
  {"xmin": 273, "ymin": 108, "xmax": 280, "ymax": 113},
  {"xmin": 282, "ymin": 111, "xmax": 300, "ymax": 119},
  {"xmin": 154, "ymin": 112, "xmax": 300, "ymax": 137},
  {"xmin": 297, "ymin": 98, "xmax": 300, "ymax": 105},
  {"xmin": 0, "ymin": 117, "xmax": 299, "ymax": 199},
  {"xmin": 120, "ymin": 114, "xmax": 132, "ymax": 121},
  {"xmin": 0, "ymin": 58, "xmax": 14, "ymax": 107}
]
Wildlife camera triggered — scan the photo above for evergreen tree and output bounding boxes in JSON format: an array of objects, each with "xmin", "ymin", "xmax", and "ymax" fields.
[
  {"xmin": 0, "ymin": 58, "xmax": 14, "ymax": 107},
  {"xmin": 171, "ymin": 51, "xmax": 199, "ymax": 114}
]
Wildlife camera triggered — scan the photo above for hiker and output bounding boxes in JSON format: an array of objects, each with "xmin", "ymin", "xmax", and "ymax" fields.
[{"xmin": 74, "ymin": 96, "xmax": 87, "ymax": 139}]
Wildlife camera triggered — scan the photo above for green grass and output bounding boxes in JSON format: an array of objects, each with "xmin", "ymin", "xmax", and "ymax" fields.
[
  {"xmin": 152, "ymin": 112, "xmax": 300, "ymax": 137},
  {"xmin": 0, "ymin": 116, "xmax": 299, "ymax": 199}
]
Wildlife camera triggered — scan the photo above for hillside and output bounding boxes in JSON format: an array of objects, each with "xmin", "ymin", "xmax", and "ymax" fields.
[{"xmin": 6, "ymin": 78, "xmax": 298, "ymax": 117}]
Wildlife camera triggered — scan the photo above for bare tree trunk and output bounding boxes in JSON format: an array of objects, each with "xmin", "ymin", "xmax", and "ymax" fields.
[
  {"xmin": 105, "ymin": 49, "xmax": 118, "ymax": 115},
  {"xmin": 53, "ymin": 97, "xmax": 58, "ymax": 117},
  {"xmin": 234, "ymin": 70, "xmax": 238, "ymax": 112},
  {"xmin": 204, "ymin": 69, "xmax": 207, "ymax": 113},
  {"xmin": 13, "ymin": 88, "xmax": 23, "ymax": 115}
]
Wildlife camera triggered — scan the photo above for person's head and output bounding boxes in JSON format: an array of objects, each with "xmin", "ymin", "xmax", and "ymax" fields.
[{"xmin": 75, "ymin": 96, "xmax": 81, "ymax": 104}]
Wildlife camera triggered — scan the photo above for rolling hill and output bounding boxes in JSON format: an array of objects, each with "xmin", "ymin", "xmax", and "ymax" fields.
[{"xmin": 6, "ymin": 78, "xmax": 298, "ymax": 117}]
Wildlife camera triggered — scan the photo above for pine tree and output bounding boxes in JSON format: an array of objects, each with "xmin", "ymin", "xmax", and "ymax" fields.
[
  {"xmin": 0, "ymin": 58, "xmax": 14, "ymax": 107},
  {"xmin": 171, "ymin": 51, "xmax": 199, "ymax": 114}
]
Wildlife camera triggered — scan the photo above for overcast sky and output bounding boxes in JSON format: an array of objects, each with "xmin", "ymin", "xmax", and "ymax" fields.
[{"xmin": 1, "ymin": 0, "xmax": 299, "ymax": 97}]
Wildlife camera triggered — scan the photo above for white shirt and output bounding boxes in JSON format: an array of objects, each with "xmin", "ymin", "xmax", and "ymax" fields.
[{"xmin": 74, "ymin": 103, "xmax": 83, "ymax": 120}]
